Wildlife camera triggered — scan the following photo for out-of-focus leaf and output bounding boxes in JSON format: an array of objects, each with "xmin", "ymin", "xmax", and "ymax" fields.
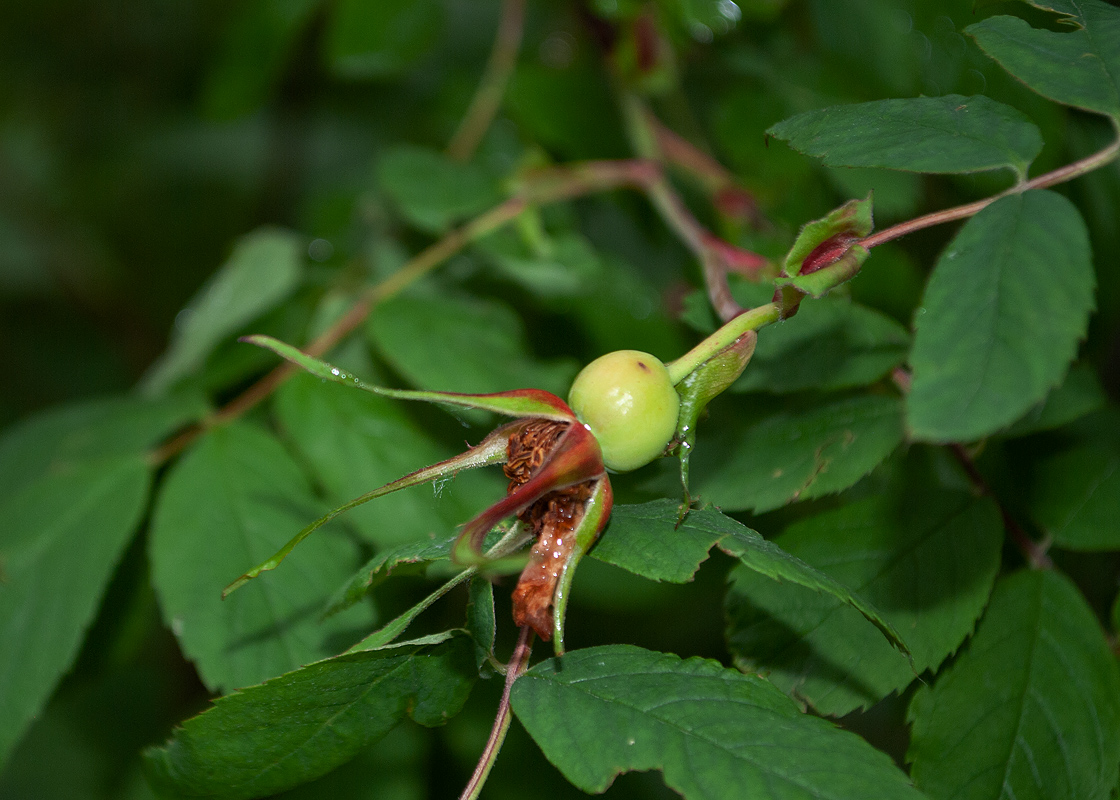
[
  {"xmin": 326, "ymin": 0, "xmax": 442, "ymax": 80},
  {"xmin": 1030, "ymin": 443, "xmax": 1120, "ymax": 551},
  {"xmin": 908, "ymin": 569, "xmax": 1120, "ymax": 800},
  {"xmin": 149, "ymin": 422, "xmax": 372, "ymax": 693},
  {"xmin": 726, "ymin": 490, "xmax": 1002, "ymax": 716},
  {"xmin": 476, "ymin": 228, "xmax": 601, "ymax": 299},
  {"xmin": 769, "ymin": 95, "xmax": 1043, "ymax": 178},
  {"xmin": 511, "ymin": 645, "xmax": 924, "ymax": 800},
  {"xmin": 0, "ymin": 393, "xmax": 205, "ymax": 503},
  {"xmin": 144, "ymin": 635, "xmax": 475, "ymax": 800},
  {"xmin": 697, "ymin": 394, "xmax": 905, "ymax": 513},
  {"xmin": 275, "ymin": 374, "xmax": 493, "ymax": 550},
  {"xmin": 376, "ymin": 146, "xmax": 501, "ymax": 234},
  {"xmin": 999, "ymin": 362, "xmax": 1107, "ymax": 437},
  {"xmin": 732, "ymin": 297, "xmax": 910, "ymax": 393},
  {"xmin": 967, "ymin": 2, "xmax": 1120, "ymax": 123},
  {"xmin": 141, "ymin": 228, "xmax": 304, "ymax": 395},
  {"xmin": 0, "ymin": 457, "xmax": 150, "ymax": 768},
  {"xmin": 907, "ymin": 191, "xmax": 1094, "ymax": 442},
  {"xmin": 595, "ymin": 501, "xmax": 906, "ymax": 651},
  {"xmin": 368, "ymin": 292, "xmax": 578, "ymax": 399},
  {"xmin": 202, "ymin": 0, "xmax": 323, "ymax": 119}
]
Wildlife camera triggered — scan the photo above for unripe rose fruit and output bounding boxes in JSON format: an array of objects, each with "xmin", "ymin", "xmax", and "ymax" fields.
[{"xmin": 568, "ymin": 350, "xmax": 680, "ymax": 472}]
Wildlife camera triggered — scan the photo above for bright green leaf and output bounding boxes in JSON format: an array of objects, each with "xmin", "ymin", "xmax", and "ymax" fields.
[
  {"xmin": 326, "ymin": 0, "xmax": 442, "ymax": 80},
  {"xmin": 141, "ymin": 228, "xmax": 304, "ymax": 395},
  {"xmin": 908, "ymin": 569, "xmax": 1120, "ymax": 800},
  {"xmin": 511, "ymin": 645, "xmax": 924, "ymax": 800},
  {"xmin": 596, "ymin": 501, "xmax": 907, "ymax": 651},
  {"xmin": 376, "ymin": 146, "xmax": 501, "ymax": 234},
  {"xmin": 733, "ymin": 296, "xmax": 910, "ymax": 393},
  {"xmin": 1030, "ymin": 443, "xmax": 1120, "ymax": 550},
  {"xmin": 144, "ymin": 635, "xmax": 475, "ymax": 800},
  {"xmin": 0, "ymin": 458, "xmax": 150, "ymax": 767},
  {"xmin": 368, "ymin": 292, "xmax": 579, "ymax": 399},
  {"xmin": 907, "ymin": 190, "xmax": 1095, "ymax": 442},
  {"xmin": 769, "ymin": 95, "xmax": 1044, "ymax": 178},
  {"xmin": 726, "ymin": 490, "xmax": 1002, "ymax": 716},
  {"xmin": 149, "ymin": 423, "xmax": 373, "ymax": 693},
  {"xmin": 967, "ymin": 3, "xmax": 1120, "ymax": 122},
  {"xmin": 697, "ymin": 394, "xmax": 904, "ymax": 513}
]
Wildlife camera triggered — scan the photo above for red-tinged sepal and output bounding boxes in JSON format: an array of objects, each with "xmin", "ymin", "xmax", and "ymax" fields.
[
  {"xmin": 548, "ymin": 477, "xmax": 612, "ymax": 652},
  {"xmin": 775, "ymin": 194, "xmax": 874, "ymax": 300},
  {"xmin": 453, "ymin": 422, "xmax": 607, "ymax": 563},
  {"xmin": 223, "ymin": 424, "xmax": 515, "ymax": 597},
  {"xmin": 244, "ymin": 335, "xmax": 578, "ymax": 421}
]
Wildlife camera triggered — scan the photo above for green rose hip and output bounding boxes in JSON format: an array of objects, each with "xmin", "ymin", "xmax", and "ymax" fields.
[{"xmin": 568, "ymin": 350, "xmax": 680, "ymax": 472}]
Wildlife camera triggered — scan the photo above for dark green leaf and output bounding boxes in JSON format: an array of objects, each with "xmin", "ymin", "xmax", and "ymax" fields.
[
  {"xmin": 326, "ymin": 0, "xmax": 442, "ymax": 80},
  {"xmin": 907, "ymin": 190, "xmax": 1094, "ymax": 442},
  {"xmin": 142, "ymin": 228, "xmax": 304, "ymax": 395},
  {"xmin": 597, "ymin": 501, "xmax": 907, "ymax": 651},
  {"xmin": 0, "ymin": 393, "xmax": 205, "ymax": 504},
  {"xmin": 274, "ymin": 373, "xmax": 494, "ymax": 550},
  {"xmin": 1030, "ymin": 443, "xmax": 1120, "ymax": 550},
  {"xmin": 770, "ymin": 95, "xmax": 1043, "ymax": 178},
  {"xmin": 697, "ymin": 394, "xmax": 904, "ymax": 513},
  {"xmin": 202, "ymin": 0, "xmax": 323, "ymax": 118},
  {"xmin": 144, "ymin": 635, "xmax": 475, "ymax": 800},
  {"xmin": 726, "ymin": 490, "xmax": 1002, "ymax": 716},
  {"xmin": 908, "ymin": 570, "xmax": 1120, "ymax": 800},
  {"xmin": 368, "ymin": 292, "xmax": 578, "ymax": 399},
  {"xmin": 149, "ymin": 423, "xmax": 373, "ymax": 693},
  {"xmin": 0, "ymin": 457, "xmax": 150, "ymax": 767},
  {"xmin": 376, "ymin": 146, "xmax": 501, "ymax": 234},
  {"xmin": 967, "ymin": 3, "xmax": 1120, "ymax": 122},
  {"xmin": 999, "ymin": 362, "xmax": 1107, "ymax": 437},
  {"xmin": 323, "ymin": 531, "xmax": 457, "ymax": 617},
  {"xmin": 733, "ymin": 296, "xmax": 910, "ymax": 393},
  {"xmin": 511, "ymin": 645, "xmax": 924, "ymax": 800}
]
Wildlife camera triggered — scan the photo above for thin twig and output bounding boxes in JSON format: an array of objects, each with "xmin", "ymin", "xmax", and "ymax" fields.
[
  {"xmin": 459, "ymin": 625, "xmax": 535, "ymax": 800},
  {"xmin": 862, "ymin": 135, "xmax": 1120, "ymax": 250},
  {"xmin": 948, "ymin": 444, "xmax": 1053, "ymax": 570},
  {"xmin": 447, "ymin": 0, "xmax": 527, "ymax": 162}
]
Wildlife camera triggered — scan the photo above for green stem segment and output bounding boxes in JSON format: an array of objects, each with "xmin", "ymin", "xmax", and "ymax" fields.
[{"xmin": 666, "ymin": 302, "xmax": 781, "ymax": 385}]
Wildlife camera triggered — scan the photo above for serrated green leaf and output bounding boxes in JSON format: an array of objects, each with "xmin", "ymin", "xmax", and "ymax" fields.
[
  {"xmin": 368, "ymin": 292, "xmax": 578, "ymax": 399},
  {"xmin": 967, "ymin": 3, "xmax": 1120, "ymax": 122},
  {"xmin": 326, "ymin": 0, "xmax": 442, "ymax": 80},
  {"xmin": 596, "ymin": 500, "xmax": 907, "ymax": 651},
  {"xmin": 142, "ymin": 228, "xmax": 304, "ymax": 395},
  {"xmin": 907, "ymin": 190, "xmax": 1095, "ymax": 442},
  {"xmin": 908, "ymin": 569, "xmax": 1120, "ymax": 800},
  {"xmin": 511, "ymin": 645, "xmax": 924, "ymax": 800},
  {"xmin": 1030, "ymin": 443, "xmax": 1120, "ymax": 550},
  {"xmin": 770, "ymin": 95, "xmax": 1043, "ymax": 178},
  {"xmin": 733, "ymin": 296, "xmax": 910, "ymax": 393},
  {"xmin": 275, "ymin": 374, "xmax": 493, "ymax": 550},
  {"xmin": 144, "ymin": 635, "xmax": 475, "ymax": 800},
  {"xmin": 697, "ymin": 394, "xmax": 904, "ymax": 513},
  {"xmin": 376, "ymin": 146, "xmax": 501, "ymax": 233},
  {"xmin": 201, "ymin": 0, "xmax": 323, "ymax": 118},
  {"xmin": 149, "ymin": 423, "xmax": 373, "ymax": 693},
  {"xmin": 0, "ymin": 457, "xmax": 150, "ymax": 768},
  {"xmin": 726, "ymin": 490, "xmax": 1002, "ymax": 716},
  {"xmin": 0, "ymin": 392, "xmax": 205, "ymax": 504}
]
